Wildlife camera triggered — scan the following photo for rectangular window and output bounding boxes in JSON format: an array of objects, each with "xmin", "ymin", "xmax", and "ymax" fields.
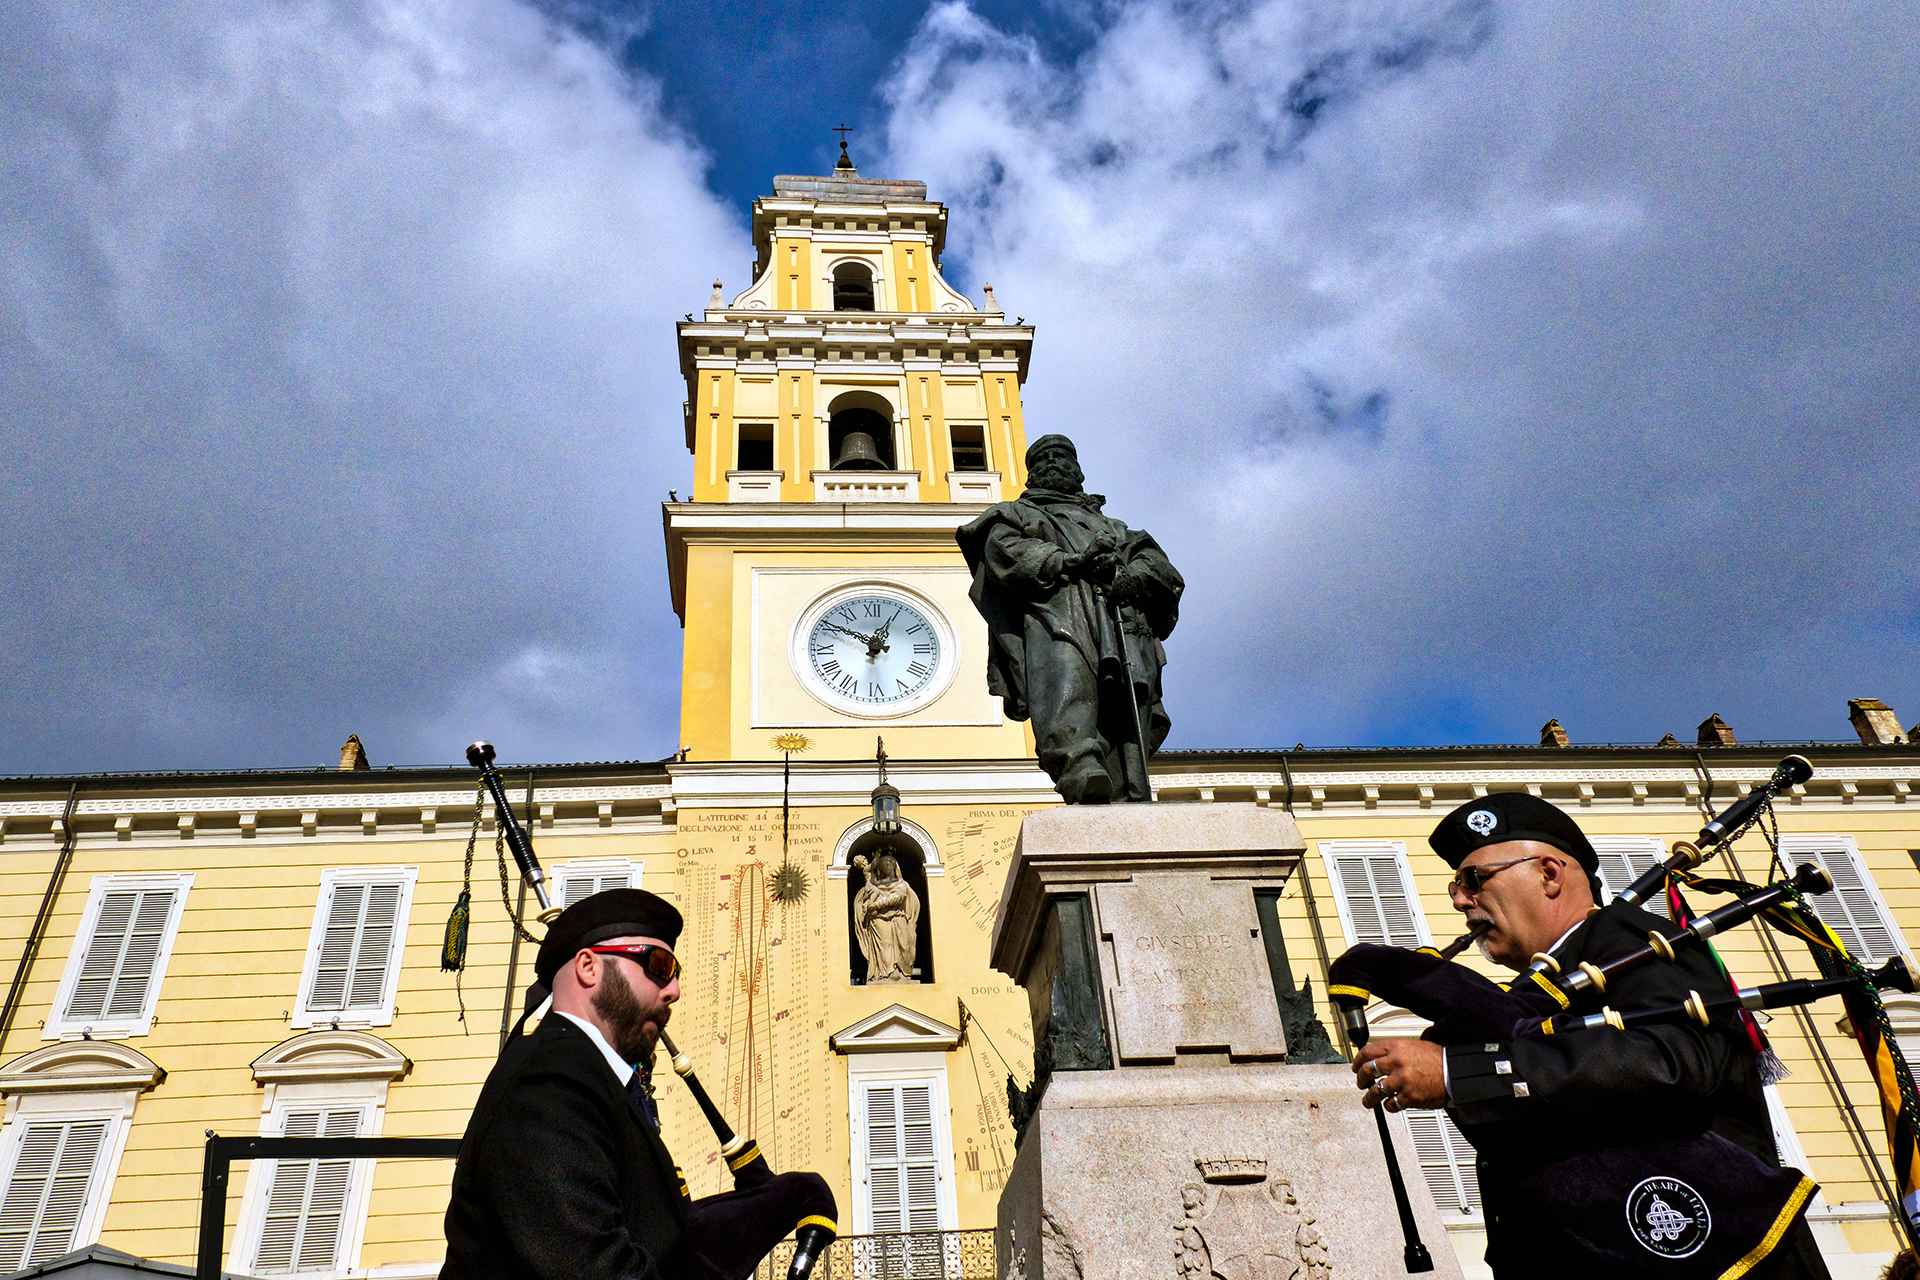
[
  {"xmin": 0, "ymin": 1119, "xmax": 110, "ymax": 1269},
  {"xmin": 249, "ymin": 1107, "xmax": 367, "ymax": 1275},
  {"xmin": 948, "ymin": 424, "xmax": 988, "ymax": 472},
  {"xmin": 1591, "ymin": 836, "xmax": 1672, "ymax": 921},
  {"xmin": 294, "ymin": 869, "xmax": 418, "ymax": 1028},
  {"xmin": 1402, "ymin": 1111, "xmax": 1481, "ymax": 1218},
  {"xmin": 555, "ymin": 860, "xmax": 645, "ymax": 909},
  {"xmin": 1778, "ymin": 836, "xmax": 1906, "ymax": 963},
  {"xmin": 737, "ymin": 423, "xmax": 774, "ymax": 471},
  {"xmin": 1320, "ymin": 841, "xmax": 1430, "ymax": 948},
  {"xmin": 862, "ymin": 1083, "xmax": 941, "ymax": 1235},
  {"xmin": 46, "ymin": 874, "xmax": 193, "ymax": 1039}
]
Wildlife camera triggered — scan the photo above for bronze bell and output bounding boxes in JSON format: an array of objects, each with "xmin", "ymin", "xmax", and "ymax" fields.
[{"xmin": 831, "ymin": 431, "xmax": 887, "ymax": 470}]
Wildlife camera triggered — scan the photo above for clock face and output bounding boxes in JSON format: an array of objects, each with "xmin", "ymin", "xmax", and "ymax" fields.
[{"xmin": 803, "ymin": 594, "xmax": 945, "ymax": 710}]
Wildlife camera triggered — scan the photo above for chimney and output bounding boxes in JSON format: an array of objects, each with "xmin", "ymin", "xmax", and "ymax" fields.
[
  {"xmin": 1697, "ymin": 714, "xmax": 1736, "ymax": 748},
  {"xmin": 1656, "ymin": 733, "xmax": 1680, "ymax": 747},
  {"xmin": 1848, "ymin": 698, "xmax": 1906, "ymax": 745},
  {"xmin": 1540, "ymin": 719, "xmax": 1570, "ymax": 748},
  {"xmin": 339, "ymin": 735, "xmax": 371, "ymax": 771}
]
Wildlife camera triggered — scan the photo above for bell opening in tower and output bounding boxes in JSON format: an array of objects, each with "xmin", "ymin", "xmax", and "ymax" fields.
[
  {"xmin": 832, "ymin": 260, "xmax": 875, "ymax": 311},
  {"xmin": 736, "ymin": 422, "xmax": 774, "ymax": 471},
  {"xmin": 829, "ymin": 407, "xmax": 895, "ymax": 470},
  {"xmin": 949, "ymin": 424, "xmax": 988, "ymax": 472}
]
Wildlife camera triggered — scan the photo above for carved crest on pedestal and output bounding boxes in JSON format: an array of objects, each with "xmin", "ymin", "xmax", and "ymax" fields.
[{"xmin": 1174, "ymin": 1156, "xmax": 1331, "ymax": 1280}]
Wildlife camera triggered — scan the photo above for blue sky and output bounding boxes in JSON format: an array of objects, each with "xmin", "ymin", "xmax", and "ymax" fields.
[{"xmin": 2, "ymin": 1, "xmax": 1917, "ymax": 771}]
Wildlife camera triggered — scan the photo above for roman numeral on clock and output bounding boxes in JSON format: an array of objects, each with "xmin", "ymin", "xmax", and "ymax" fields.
[
  {"xmin": 908, "ymin": 661, "xmax": 931, "ymax": 678},
  {"xmin": 819, "ymin": 660, "xmax": 841, "ymax": 677},
  {"xmin": 913, "ymin": 642, "xmax": 933, "ymax": 654}
]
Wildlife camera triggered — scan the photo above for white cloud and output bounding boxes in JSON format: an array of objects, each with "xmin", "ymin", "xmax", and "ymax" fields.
[
  {"xmin": 880, "ymin": 0, "xmax": 1920, "ymax": 747},
  {"xmin": 0, "ymin": 0, "xmax": 734, "ymax": 769}
]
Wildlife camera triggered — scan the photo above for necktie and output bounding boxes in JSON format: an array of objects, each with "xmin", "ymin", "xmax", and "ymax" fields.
[{"xmin": 628, "ymin": 1067, "xmax": 659, "ymax": 1131}]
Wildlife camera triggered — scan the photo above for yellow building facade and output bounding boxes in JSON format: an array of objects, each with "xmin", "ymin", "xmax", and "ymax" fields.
[{"xmin": 0, "ymin": 162, "xmax": 1913, "ymax": 1280}]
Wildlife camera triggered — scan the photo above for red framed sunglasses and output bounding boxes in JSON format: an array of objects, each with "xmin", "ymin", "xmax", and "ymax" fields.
[{"xmin": 586, "ymin": 944, "xmax": 682, "ymax": 985}]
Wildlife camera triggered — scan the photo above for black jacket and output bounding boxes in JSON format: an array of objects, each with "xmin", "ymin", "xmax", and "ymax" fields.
[
  {"xmin": 1441, "ymin": 901, "xmax": 1807, "ymax": 1277},
  {"xmin": 442, "ymin": 1016, "xmax": 693, "ymax": 1280}
]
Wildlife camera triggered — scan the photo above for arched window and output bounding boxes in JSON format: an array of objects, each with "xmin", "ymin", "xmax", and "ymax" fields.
[
  {"xmin": 844, "ymin": 827, "xmax": 934, "ymax": 986},
  {"xmin": 829, "ymin": 406, "xmax": 896, "ymax": 470},
  {"xmin": 833, "ymin": 261, "xmax": 875, "ymax": 311}
]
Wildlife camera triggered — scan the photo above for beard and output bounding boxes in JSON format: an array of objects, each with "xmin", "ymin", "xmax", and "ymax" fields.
[
  {"xmin": 1027, "ymin": 455, "xmax": 1084, "ymax": 494},
  {"xmin": 591, "ymin": 961, "xmax": 670, "ymax": 1063}
]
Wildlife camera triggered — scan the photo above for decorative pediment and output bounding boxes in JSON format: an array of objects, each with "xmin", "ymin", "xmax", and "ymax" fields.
[
  {"xmin": 829, "ymin": 1004, "xmax": 961, "ymax": 1054},
  {"xmin": 252, "ymin": 1029, "xmax": 411, "ymax": 1085},
  {"xmin": 0, "ymin": 1040, "xmax": 165, "ymax": 1095}
]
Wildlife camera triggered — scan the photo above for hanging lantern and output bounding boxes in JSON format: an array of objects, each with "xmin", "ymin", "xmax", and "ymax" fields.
[
  {"xmin": 871, "ymin": 780, "xmax": 902, "ymax": 835},
  {"xmin": 871, "ymin": 736, "xmax": 902, "ymax": 835}
]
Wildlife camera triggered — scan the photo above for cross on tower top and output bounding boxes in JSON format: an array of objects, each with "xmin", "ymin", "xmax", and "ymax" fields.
[{"xmin": 834, "ymin": 123, "xmax": 855, "ymax": 171}]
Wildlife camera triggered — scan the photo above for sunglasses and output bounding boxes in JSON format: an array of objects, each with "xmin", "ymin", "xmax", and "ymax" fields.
[
  {"xmin": 1448, "ymin": 856, "xmax": 1541, "ymax": 895},
  {"xmin": 586, "ymin": 944, "xmax": 682, "ymax": 986}
]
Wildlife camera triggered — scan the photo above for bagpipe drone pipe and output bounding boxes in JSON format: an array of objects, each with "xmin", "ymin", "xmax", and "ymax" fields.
[
  {"xmin": 1326, "ymin": 753, "xmax": 1920, "ymax": 1255},
  {"xmin": 454, "ymin": 741, "xmax": 839, "ymax": 1280}
]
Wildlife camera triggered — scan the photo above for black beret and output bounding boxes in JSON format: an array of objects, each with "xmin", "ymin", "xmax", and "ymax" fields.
[
  {"xmin": 533, "ymin": 888, "xmax": 682, "ymax": 987},
  {"xmin": 1025, "ymin": 434, "xmax": 1077, "ymax": 466},
  {"xmin": 1429, "ymin": 793, "xmax": 1599, "ymax": 874}
]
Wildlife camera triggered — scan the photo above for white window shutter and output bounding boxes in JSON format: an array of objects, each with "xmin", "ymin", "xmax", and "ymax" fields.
[
  {"xmin": 862, "ymin": 1083, "xmax": 942, "ymax": 1236},
  {"xmin": 254, "ymin": 1109, "xmax": 362, "ymax": 1274},
  {"xmin": 308, "ymin": 882, "xmax": 405, "ymax": 1013},
  {"xmin": 865, "ymin": 1087, "xmax": 901, "ymax": 1235},
  {"xmin": 64, "ymin": 889, "xmax": 176, "ymax": 1023},
  {"xmin": 1326, "ymin": 843, "xmax": 1426, "ymax": 948},
  {"xmin": 1785, "ymin": 841, "xmax": 1901, "ymax": 963},
  {"xmin": 0, "ymin": 1120, "xmax": 108, "ymax": 1269},
  {"xmin": 560, "ymin": 864, "xmax": 636, "ymax": 908},
  {"xmin": 900, "ymin": 1085, "xmax": 940, "ymax": 1232},
  {"xmin": 1591, "ymin": 837, "xmax": 1671, "ymax": 921},
  {"xmin": 1403, "ymin": 1111, "xmax": 1481, "ymax": 1215}
]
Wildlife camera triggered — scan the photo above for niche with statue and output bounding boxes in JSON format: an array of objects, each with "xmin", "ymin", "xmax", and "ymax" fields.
[{"xmin": 844, "ymin": 828, "xmax": 935, "ymax": 986}]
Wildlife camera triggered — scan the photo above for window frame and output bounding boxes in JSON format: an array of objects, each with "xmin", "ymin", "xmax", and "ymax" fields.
[
  {"xmin": 290, "ymin": 868, "xmax": 420, "ymax": 1030},
  {"xmin": 0, "ymin": 1094, "xmax": 138, "ymax": 1268},
  {"xmin": 1777, "ymin": 835, "xmax": 1909, "ymax": 965},
  {"xmin": 43, "ymin": 873, "xmax": 194, "ymax": 1040},
  {"xmin": 229, "ymin": 1086, "xmax": 384, "ymax": 1278},
  {"xmin": 552, "ymin": 859, "xmax": 647, "ymax": 911},
  {"xmin": 1318, "ymin": 840, "xmax": 1433, "ymax": 949},
  {"xmin": 1590, "ymin": 835, "xmax": 1673, "ymax": 920},
  {"xmin": 845, "ymin": 1052, "xmax": 958, "ymax": 1236}
]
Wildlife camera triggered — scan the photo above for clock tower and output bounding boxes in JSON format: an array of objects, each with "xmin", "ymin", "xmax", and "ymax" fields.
[{"xmin": 665, "ymin": 155, "xmax": 1038, "ymax": 764}]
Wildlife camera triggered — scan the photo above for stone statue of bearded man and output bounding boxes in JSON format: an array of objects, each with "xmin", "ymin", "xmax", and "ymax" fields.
[{"xmin": 956, "ymin": 435, "xmax": 1183, "ymax": 803}]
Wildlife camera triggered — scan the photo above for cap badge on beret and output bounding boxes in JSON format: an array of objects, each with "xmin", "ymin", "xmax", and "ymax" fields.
[{"xmin": 1466, "ymin": 809, "xmax": 1498, "ymax": 836}]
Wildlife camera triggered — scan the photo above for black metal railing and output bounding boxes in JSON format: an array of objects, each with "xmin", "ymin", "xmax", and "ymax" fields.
[
  {"xmin": 198, "ymin": 1134, "xmax": 462, "ymax": 1280},
  {"xmin": 757, "ymin": 1230, "xmax": 997, "ymax": 1280}
]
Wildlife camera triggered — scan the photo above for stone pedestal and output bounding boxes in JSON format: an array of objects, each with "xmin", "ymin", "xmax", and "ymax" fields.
[{"xmin": 990, "ymin": 805, "xmax": 1464, "ymax": 1280}]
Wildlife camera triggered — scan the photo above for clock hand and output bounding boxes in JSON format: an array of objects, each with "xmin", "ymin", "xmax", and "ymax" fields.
[
  {"xmin": 867, "ymin": 607, "xmax": 902, "ymax": 658},
  {"xmin": 821, "ymin": 619, "xmax": 879, "ymax": 645}
]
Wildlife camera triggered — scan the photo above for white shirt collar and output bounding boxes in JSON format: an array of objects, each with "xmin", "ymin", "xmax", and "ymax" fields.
[
  {"xmin": 552, "ymin": 1010, "xmax": 636, "ymax": 1086},
  {"xmin": 1546, "ymin": 919, "xmax": 1585, "ymax": 956}
]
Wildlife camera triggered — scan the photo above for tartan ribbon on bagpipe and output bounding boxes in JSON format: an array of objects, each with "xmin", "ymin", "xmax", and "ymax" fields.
[{"xmin": 1671, "ymin": 869, "xmax": 1920, "ymax": 1248}]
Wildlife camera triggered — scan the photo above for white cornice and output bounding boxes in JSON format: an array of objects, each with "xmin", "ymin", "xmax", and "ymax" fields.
[
  {"xmin": 0, "ymin": 782, "xmax": 670, "ymax": 820},
  {"xmin": 0, "ymin": 1041, "xmax": 165, "ymax": 1096},
  {"xmin": 664, "ymin": 503, "xmax": 989, "ymax": 537},
  {"xmin": 670, "ymin": 759, "xmax": 1055, "ymax": 809},
  {"xmin": 253, "ymin": 1030, "xmax": 412, "ymax": 1085},
  {"xmin": 829, "ymin": 1003, "xmax": 962, "ymax": 1053}
]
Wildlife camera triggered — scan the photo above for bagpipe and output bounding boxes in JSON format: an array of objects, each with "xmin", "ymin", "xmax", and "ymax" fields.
[
  {"xmin": 1325, "ymin": 753, "xmax": 1920, "ymax": 1268},
  {"xmin": 450, "ymin": 742, "xmax": 836, "ymax": 1280}
]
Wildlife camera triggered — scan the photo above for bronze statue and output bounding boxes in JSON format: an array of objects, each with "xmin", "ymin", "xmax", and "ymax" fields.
[{"xmin": 957, "ymin": 435, "xmax": 1182, "ymax": 803}]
